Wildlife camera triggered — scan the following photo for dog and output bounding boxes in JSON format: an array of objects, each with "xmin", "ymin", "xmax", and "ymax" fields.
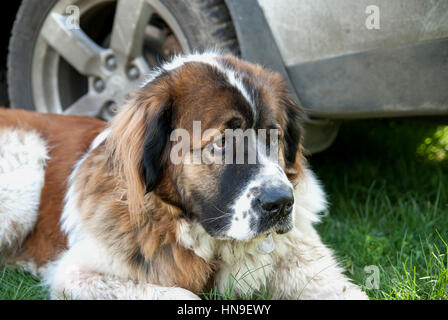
[{"xmin": 0, "ymin": 53, "xmax": 367, "ymax": 299}]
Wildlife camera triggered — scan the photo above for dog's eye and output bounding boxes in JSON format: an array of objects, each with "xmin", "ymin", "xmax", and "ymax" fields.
[{"xmin": 213, "ymin": 138, "xmax": 226, "ymax": 152}]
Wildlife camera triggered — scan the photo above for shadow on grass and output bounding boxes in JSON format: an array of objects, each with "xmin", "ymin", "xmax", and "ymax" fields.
[{"xmin": 310, "ymin": 119, "xmax": 448, "ymax": 300}]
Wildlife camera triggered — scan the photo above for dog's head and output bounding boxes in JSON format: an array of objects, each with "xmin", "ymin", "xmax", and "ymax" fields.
[{"xmin": 107, "ymin": 53, "xmax": 305, "ymax": 241}]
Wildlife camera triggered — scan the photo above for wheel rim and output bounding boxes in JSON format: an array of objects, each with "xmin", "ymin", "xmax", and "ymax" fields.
[{"xmin": 32, "ymin": 0, "xmax": 190, "ymax": 119}]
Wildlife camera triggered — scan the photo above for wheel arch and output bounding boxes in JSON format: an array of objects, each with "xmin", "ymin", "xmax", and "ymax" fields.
[{"xmin": 224, "ymin": 0, "xmax": 340, "ymax": 153}]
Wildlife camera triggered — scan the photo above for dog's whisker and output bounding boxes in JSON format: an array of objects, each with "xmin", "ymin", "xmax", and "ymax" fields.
[
  {"xmin": 212, "ymin": 205, "xmax": 233, "ymax": 216},
  {"xmin": 201, "ymin": 216, "xmax": 228, "ymax": 223},
  {"xmin": 200, "ymin": 207, "xmax": 233, "ymax": 223}
]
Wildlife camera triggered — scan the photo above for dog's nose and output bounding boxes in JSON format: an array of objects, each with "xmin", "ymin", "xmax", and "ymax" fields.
[{"xmin": 258, "ymin": 186, "xmax": 294, "ymax": 216}]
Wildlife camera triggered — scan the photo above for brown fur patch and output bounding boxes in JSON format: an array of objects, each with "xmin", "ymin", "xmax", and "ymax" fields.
[
  {"xmin": 0, "ymin": 108, "xmax": 106, "ymax": 266},
  {"xmin": 73, "ymin": 144, "xmax": 213, "ymax": 292}
]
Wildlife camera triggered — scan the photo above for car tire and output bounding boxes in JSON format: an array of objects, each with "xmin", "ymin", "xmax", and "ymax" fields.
[
  {"xmin": 7, "ymin": 0, "xmax": 239, "ymax": 111},
  {"xmin": 8, "ymin": 0, "xmax": 58, "ymax": 110}
]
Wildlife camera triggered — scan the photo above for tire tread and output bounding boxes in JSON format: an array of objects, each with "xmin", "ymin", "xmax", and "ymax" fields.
[{"xmin": 191, "ymin": 0, "xmax": 240, "ymax": 55}]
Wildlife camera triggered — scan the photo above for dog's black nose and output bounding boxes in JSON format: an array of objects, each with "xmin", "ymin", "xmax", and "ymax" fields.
[{"xmin": 258, "ymin": 187, "xmax": 294, "ymax": 216}]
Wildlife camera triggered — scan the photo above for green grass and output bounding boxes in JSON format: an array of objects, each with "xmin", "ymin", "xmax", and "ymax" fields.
[
  {"xmin": 1, "ymin": 119, "xmax": 447, "ymax": 300},
  {"xmin": 0, "ymin": 265, "xmax": 48, "ymax": 299},
  {"xmin": 311, "ymin": 119, "xmax": 448, "ymax": 300}
]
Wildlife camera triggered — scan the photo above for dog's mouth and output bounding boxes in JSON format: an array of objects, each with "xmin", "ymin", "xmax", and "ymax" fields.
[
  {"xmin": 197, "ymin": 206, "xmax": 294, "ymax": 242},
  {"xmin": 241, "ymin": 215, "xmax": 294, "ymax": 243},
  {"xmin": 274, "ymin": 222, "xmax": 294, "ymax": 235},
  {"xmin": 257, "ymin": 212, "xmax": 294, "ymax": 236}
]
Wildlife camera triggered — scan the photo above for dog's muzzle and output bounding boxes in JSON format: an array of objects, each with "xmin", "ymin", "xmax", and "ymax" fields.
[{"xmin": 255, "ymin": 184, "xmax": 294, "ymax": 234}]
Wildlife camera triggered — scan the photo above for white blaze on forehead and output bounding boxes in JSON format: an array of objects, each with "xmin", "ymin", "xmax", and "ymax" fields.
[
  {"xmin": 142, "ymin": 52, "xmax": 256, "ymax": 122},
  {"xmin": 257, "ymin": 135, "xmax": 292, "ymax": 188}
]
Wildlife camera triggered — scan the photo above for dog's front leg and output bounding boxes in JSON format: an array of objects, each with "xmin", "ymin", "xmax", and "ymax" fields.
[
  {"xmin": 270, "ymin": 227, "xmax": 368, "ymax": 300},
  {"xmin": 48, "ymin": 264, "xmax": 199, "ymax": 300},
  {"xmin": 44, "ymin": 240, "xmax": 200, "ymax": 300}
]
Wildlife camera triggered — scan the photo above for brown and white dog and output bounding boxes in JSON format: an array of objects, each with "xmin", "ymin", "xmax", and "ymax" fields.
[{"xmin": 0, "ymin": 53, "xmax": 367, "ymax": 299}]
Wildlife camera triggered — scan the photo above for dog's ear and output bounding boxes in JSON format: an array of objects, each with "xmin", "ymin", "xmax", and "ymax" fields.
[
  {"xmin": 142, "ymin": 100, "xmax": 172, "ymax": 192},
  {"xmin": 282, "ymin": 93, "xmax": 304, "ymax": 167},
  {"xmin": 106, "ymin": 85, "xmax": 172, "ymax": 224},
  {"xmin": 278, "ymin": 88, "xmax": 307, "ymax": 185}
]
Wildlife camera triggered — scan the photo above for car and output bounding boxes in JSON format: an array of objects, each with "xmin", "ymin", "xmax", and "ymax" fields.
[{"xmin": 3, "ymin": 0, "xmax": 448, "ymax": 153}]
